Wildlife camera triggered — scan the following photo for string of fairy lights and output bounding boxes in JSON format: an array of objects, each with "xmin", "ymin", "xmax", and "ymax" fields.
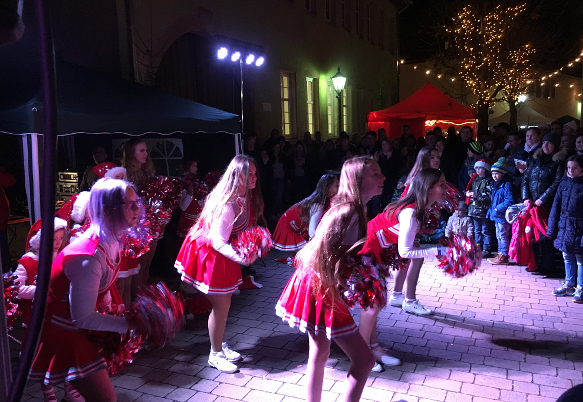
[{"xmin": 400, "ymin": 3, "xmax": 583, "ymax": 103}]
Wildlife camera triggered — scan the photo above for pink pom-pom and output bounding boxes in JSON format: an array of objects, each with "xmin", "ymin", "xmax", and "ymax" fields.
[
  {"xmin": 230, "ymin": 226, "xmax": 273, "ymax": 259},
  {"xmin": 3, "ymin": 272, "xmax": 20, "ymax": 330},
  {"xmin": 436, "ymin": 233, "xmax": 482, "ymax": 278}
]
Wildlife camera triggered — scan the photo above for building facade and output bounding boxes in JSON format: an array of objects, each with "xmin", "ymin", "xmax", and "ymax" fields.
[{"xmin": 51, "ymin": 0, "xmax": 408, "ymax": 141}]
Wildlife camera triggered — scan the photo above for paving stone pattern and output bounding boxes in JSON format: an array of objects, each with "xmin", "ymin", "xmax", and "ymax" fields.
[{"xmin": 21, "ymin": 251, "xmax": 583, "ymax": 402}]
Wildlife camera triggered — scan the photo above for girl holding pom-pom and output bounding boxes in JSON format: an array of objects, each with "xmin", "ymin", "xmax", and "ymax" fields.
[
  {"xmin": 276, "ymin": 156, "xmax": 382, "ymax": 402},
  {"xmin": 29, "ymin": 178, "xmax": 140, "ymax": 401},
  {"xmin": 16, "ymin": 217, "xmax": 85, "ymax": 402},
  {"xmin": 175, "ymin": 155, "xmax": 264, "ymax": 373},
  {"xmin": 362, "ymin": 168, "xmax": 449, "ymax": 317},
  {"xmin": 272, "ymin": 174, "xmax": 338, "ymax": 260}
]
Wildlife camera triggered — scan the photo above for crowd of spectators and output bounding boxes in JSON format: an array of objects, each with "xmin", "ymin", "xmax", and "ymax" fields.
[{"xmin": 246, "ymin": 120, "xmax": 583, "ymax": 293}]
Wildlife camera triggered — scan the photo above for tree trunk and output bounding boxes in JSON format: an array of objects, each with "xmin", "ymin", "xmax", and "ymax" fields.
[
  {"xmin": 477, "ymin": 102, "xmax": 489, "ymax": 135},
  {"xmin": 508, "ymin": 98, "xmax": 518, "ymax": 132}
]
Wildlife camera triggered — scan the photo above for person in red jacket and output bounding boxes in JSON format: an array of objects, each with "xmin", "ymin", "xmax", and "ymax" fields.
[{"xmin": 0, "ymin": 164, "xmax": 15, "ymax": 272}]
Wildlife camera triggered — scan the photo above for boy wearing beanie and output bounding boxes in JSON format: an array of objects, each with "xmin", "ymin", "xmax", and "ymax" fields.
[
  {"xmin": 487, "ymin": 158, "xmax": 515, "ymax": 264},
  {"xmin": 466, "ymin": 158, "xmax": 493, "ymax": 257},
  {"xmin": 458, "ymin": 141, "xmax": 484, "ymax": 193}
]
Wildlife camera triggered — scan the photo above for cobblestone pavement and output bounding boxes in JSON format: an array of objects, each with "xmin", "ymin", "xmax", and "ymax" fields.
[{"xmin": 21, "ymin": 250, "xmax": 583, "ymax": 402}]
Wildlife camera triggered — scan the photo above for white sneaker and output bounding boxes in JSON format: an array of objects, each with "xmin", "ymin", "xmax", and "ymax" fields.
[
  {"xmin": 388, "ymin": 293, "xmax": 405, "ymax": 307},
  {"xmin": 371, "ymin": 362, "xmax": 383, "ymax": 372},
  {"xmin": 221, "ymin": 342, "xmax": 242, "ymax": 362},
  {"xmin": 370, "ymin": 344, "xmax": 401, "ymax": 366},
  {"xmin": 402, "ymin": 299, "xmax": 432, "ymax": 315},
  {"xmin": 208, "ymin": 351, "xmax": 238, "ymax": 373}
]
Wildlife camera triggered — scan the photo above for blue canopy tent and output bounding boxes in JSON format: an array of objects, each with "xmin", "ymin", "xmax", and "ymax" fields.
[{"xmin": 0, "ymin": 61, "xmax": 241, "ymax": 222}]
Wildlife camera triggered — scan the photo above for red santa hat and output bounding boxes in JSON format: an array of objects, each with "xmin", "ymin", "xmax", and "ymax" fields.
[
  {"xmin": 55, "ymin": 191, "xmax": 90, "ymax": 225},
  {"xmin": 26, "ymin": 217, "xmax": 68, "ymax": 251},
  {"xmin": 473, "ymin": 159, "xmax": 491, "ymax": 172},
  {"xmin": 92, "ymin": 162, "xmax": 118, "ymax": 179}
]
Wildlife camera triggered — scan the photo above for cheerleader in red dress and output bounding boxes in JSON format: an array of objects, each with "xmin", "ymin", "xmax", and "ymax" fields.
[
  {"xmin": 356, "ymin": 169, "xmax": 449, "ymax": 372},
  {"xmin": 276, "ymin": 156, "xmax": 381, "ymax": 402},
  {"xmin": 29, "ymin": 178, "xmax": 140, "ymax": 402},
  {"xmin": 175, "ymin": 155, "xmax": 264, "ymax": 373},
  {"xmin": 272, "ymin": 174, "xmax": 338, "ymax": 255},
  {"xmin": 15, "ymin": 218, "xmax": 85, "ymax": 402}
]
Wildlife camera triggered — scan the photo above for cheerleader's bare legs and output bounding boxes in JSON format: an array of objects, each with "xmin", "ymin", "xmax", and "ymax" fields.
[
  {"xmin": 70, "ymin": 369, "xmax": 116, "ymax": 402},
  {"xmin": 392, "ymin": 258, "xmax": 431, "ymax": 315},
  {"xmin": 205, "ymin": 293, "xmax": 232, "ymax": 353},
  {"xmin": 307, "ymin": 331, "xmax": 374, "ymax": 402},
  {"xmin": 359, "ymin": 304, "xmax": 401, "ymax": 368}
]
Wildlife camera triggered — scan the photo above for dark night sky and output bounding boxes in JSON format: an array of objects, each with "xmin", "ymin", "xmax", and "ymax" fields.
[{"xmin": 399, "ymin": 0, "xmax": 583, "ymax": 78}]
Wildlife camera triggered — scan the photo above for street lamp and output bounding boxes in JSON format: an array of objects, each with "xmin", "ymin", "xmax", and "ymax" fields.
[
  {"xmin": 332, "ymin": 67, "xmax": 346, "ymax": 135},
  {"xmin": 216, "ymin": 45, "xmax": 265, "ymax": 152}
]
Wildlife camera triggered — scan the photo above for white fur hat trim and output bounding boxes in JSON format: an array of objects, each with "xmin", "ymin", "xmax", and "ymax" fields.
[
  {"xmin": 71, "ymin": 191, "xmax": 90, "ymax": 224},
  {"xmin": 28, "ymin": 217, "xmax": 68, "ymax": 250}
]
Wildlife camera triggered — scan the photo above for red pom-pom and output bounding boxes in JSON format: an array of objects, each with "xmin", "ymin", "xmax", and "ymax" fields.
[
  {"xmin": 3, "ymin": 272, "xmax": 20, "ymax": 330},
  {"xmin": 436, "ymin": 233, "xmax": 482, "ymax": 278},
  {"xmin": 230, "ymin": 226, "xmax": 273, "ymax": 260},
  {"xmin": 204, "ymin": 170, "xmax": 221, "ymax": 191},
  {"xmin": 128, "ymin": 282, "xmax": 184, "ymax": 348},
  {"xmin": 139, "ymin": 176, "xmax": 184, "ymax": 240},
  {"xmin": 379, "ymin": 245, "xmax": 410, "ymax": 270},
  {"xmin": 122, "ymin": 224, "xmax": 152, "ymax": 258},
  {"xmin": 341, "ymin": 254, "xmax": 389, "ymax": 309}
]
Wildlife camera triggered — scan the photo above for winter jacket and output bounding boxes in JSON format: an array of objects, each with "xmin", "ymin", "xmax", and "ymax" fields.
[
  {"xmin": 458, "ymin": 155, "xmax": 480, "ymax": 193},
  {"xmin": 487, "ymin": 175, "xmax": 514, "ymax": 224},
  {"xmin": 467, "ymin": 175, "xmax": 492, "ymax": 218},
  {"xmin": 506, "ymin": 142, "xmax": 541, "ymax": 179},
  {"xmin": 521, "ymin": 148, "xmax": 568, "ymax": 211},
  {"xmin": 547, "ymin": 175, "xmax": 583, "ymax": 253},
  {"xmin": 445, "ymin": 212, "xmax": 474, "ymax": 238}
]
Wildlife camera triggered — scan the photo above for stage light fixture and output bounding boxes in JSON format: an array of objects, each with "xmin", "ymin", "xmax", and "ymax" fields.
[
  {"xmin": 217, "ymin": 47, "xmax": 228, "ymax": 59},
  {"xmin": 255, "ymin": 57, "xmax": 264, "ymax": 67},
  {"xmin": 246, "ymin": 54, "xmax": 255, "ymax": 64},
  {"xmin": 231, "ymin": 52, "xmax": 241, "ymax": 62}
]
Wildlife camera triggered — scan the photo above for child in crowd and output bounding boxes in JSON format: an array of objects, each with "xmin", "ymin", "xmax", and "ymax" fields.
[
  {"xmin": 445, "ymin": 201, "xmax": 474, "ymax": 240},
  {"xmin": 16, "ymin": 218, "xmax": 84, "ymax": 402},
  {"xmin": 487, "ymin": 158, "xmax": 514, "ymax": 265},
  {"xmin": 466, "ymin": 159, "xmax": 493, "ymax": 256},
  {"xmin": 547, "ymin": 155, "xmax": 583, "ymax": 302}
]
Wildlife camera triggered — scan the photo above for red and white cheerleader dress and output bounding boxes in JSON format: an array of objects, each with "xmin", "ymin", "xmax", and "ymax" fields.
[
  {"xmin": 272, "ymin": 204, "xmax": 309, "ymax": 251},
  {"xmin": 175, "ymin": 197, "xmax": 250, "ymax": 295},
  {"xmin": 360, "ymin": 204, "xmax": 441, "ymax": 263},
  {"xmin": 276, "ymin": 212, "xmax": 362, "ymax": 340},
  {"xmin": 14, "ymin": 253, "xmax": 38, "ymax": 331},
  {"xmin": 177, "ymin": 190, "xmax": 205, "ymax": 237},
  {"xmin": 29, "ymin": 229, "xmax": 127, "ymax": 385}
]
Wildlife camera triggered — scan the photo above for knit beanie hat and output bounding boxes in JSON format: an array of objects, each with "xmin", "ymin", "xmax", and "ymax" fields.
[
  {"xmin": 467, "ymin": 141, "xmax": 484, "ymax": 155},
  {"xmin": 491, "ymin": 157, "xmax": 508, "ymax": 174},
  {"xmin": 542, "ymin": 132, "xmax": 561, "ymax": 149},
  {"xmin": 473, "ymin": 158, "xmax": 491, "ymax": 172},
  {"xmin": 563, "ymin": 120, "xmax": 578, "ymax": 133}
]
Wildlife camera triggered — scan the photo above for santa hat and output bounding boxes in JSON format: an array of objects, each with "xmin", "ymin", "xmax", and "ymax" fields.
[
  {"xmin": 104, "ymin": 166, "xmax": 127, "ymax": 180},
  {"xmin": 473, "ymin": 158, "xmax": 491, "ymax": 172},
  {"xmin": 92, "ymin": 162, "xmax": 118, "ymax": 179},
  {"xmin": 27, "ymin": 217, "xmax": 68, "ymax": 251},
  {"xmin": 55, "ymin": 191, "xmax": 90, "ymax": 225}
]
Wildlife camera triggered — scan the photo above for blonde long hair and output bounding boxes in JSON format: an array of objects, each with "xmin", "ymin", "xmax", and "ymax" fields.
[
  {"xmin": 296, "ymin": 156, "xmax": 372, "ymax": 299},
  {"xmin": 190, "ymin": 155, "xmax": 264, "ymax": 234},
  {"xmin": 122, "ymin": 138, "xmax": 156, "ymax": 189}
]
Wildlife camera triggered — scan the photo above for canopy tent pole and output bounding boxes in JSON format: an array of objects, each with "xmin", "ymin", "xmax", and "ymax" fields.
[{"xmin": 22, "ymin": 133, "xmax": 42, "ymax": 223}]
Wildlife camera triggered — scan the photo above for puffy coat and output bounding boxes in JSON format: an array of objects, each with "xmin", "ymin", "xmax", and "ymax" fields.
[
  {"xmin": 487, "ymin": 175, "xmax": 514, "ymax": 224},
  {"xmin": 521, "ymin": 148, "xmax": 568, "ymax": 211},
  {"xmin": 547, "ymin": 175, "xmax": 583, "ymax": 253},
  {"xmin": 468, "ymin": 175, "xmax": 492, "ymax": 218}
]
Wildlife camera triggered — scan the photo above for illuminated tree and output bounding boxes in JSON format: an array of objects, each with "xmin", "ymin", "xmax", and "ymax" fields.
[{"xmin": 436, "ymin": 2, "xmax": 537, "ymax": 131}]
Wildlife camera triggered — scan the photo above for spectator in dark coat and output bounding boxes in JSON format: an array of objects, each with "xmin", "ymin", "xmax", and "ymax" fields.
[
  {"xmin": 487, "ymin": 158, "xmax": 514, "ymax": 265},
  {"xmin": 547, "ymin": 155, "xmax": 583, "ymax": 302},
  {"xmin": 522, "ymin": 132, "xmax": 569, "ymax": 275},
  {"xmin": 466, "ymin": 159, "xmax": 493, "ymax": 256}
]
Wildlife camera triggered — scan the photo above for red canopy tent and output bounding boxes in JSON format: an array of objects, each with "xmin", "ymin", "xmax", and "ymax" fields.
[{"xmin": 367, "ymin": 82, "xmax": 477, "ymax": 138}]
